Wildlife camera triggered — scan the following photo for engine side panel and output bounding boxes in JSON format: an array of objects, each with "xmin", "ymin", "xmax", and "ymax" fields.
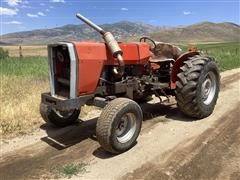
[
  {"xmin": 73, "ymin": 42, "xmax": 151, "ymax": 95},
  {"xmin": 78, "ymin": 59, "xmax": 104, "ymax": 95},
  {"xmin": 74, "ymin": 42, "xmax": 151, "ymax": 65}
]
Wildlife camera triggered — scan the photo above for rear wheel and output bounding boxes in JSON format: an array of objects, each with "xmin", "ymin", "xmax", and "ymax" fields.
[
  {"xmin": 96, "ymin": 98, "xmax": 143, "ymax": 154},
  {"xmin": 175, "ymin": 55, "xmax": 220, "ymax": 118},
  {"xmin": 40, "ymin": 103, "xmax": 80, "ymax": 127}
]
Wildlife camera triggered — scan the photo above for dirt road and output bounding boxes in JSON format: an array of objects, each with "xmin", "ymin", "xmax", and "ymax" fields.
[{"xmin": 0, "ymin": 69, "xmax": 239, "ymax": 180}]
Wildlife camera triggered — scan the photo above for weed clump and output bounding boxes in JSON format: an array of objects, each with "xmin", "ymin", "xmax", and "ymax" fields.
[{"xmin": 51, "ymin": 162, "xmax": 88, "ymax": 178}]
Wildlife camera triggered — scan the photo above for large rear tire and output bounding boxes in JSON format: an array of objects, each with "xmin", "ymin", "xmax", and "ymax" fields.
[
  {"xmin": 96, "ymin": 98, "xmax": 143, "ymax": 154},
  {"xmin": 175, "ymin": 55, "xmax": 220, "ymax": 119},
  {"xmin": 40, "ymin": 103, "xmax": 80, "ymax": 127}
]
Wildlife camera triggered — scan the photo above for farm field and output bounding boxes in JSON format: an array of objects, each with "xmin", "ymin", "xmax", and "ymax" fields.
[
  {"xmin": 0, "ymin": 42, "xmax": 239, "ymax": 137},
  {"xmin": 0, "ymin": 57, "xmax": 49, "ymax": 136},
  {"xmin": 180, "ymin": 42, "xmax": 240, "ymax": 71},
  {"xmin": 2, "ymin": 45, "xmax": 47, "ymax": 57}
]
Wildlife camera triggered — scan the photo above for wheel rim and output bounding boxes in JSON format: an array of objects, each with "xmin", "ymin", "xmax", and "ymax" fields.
[
  {"xmin": 115, "ymin": 113, "xmax": 137, "ymax": 143},
  {"xmin": 201, "ymin": 71, "xmax": 217, "ymax": 105},
  {"xmin": 53, "ymin": 109, "xmax": 74, "ymax": 118}
]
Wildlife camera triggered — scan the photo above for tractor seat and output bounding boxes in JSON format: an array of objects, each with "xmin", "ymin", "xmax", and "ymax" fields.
[{"xmin": 150, "ymin": 42, "xmax": 182, "ymax": 63}]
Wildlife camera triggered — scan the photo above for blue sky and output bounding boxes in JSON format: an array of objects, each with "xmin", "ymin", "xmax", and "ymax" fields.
[{"xmin": 1, "ymin": 0, "xmax": 239, "ymax": 35}]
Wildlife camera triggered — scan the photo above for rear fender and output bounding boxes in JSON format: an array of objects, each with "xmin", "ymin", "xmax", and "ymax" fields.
[{"xmin": 170, "ymin": 51, "xmax": 200, "ymax": 89}]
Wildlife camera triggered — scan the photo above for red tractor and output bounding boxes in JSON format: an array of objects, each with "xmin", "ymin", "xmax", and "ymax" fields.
[{"xmin": 40, "ymin": 14, "xmax": 220, "ymax": 154}]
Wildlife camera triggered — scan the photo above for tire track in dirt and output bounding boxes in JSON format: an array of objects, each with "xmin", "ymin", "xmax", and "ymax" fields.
[
  {"xmin": 0, "ymin": 104, "xmax": 177, "ymax": 179},
  {"xmin": 0, "ymin": 119, "xmax": 99, "ymax": 179},
  {"xmin": 221, "ymin": 72, "xmax": 240, "ymax": 91},
  {"xmin": 122, "ymin": 104, "xmax": 240, "ymax": 180}
]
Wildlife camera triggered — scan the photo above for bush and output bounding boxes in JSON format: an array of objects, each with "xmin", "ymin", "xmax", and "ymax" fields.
[{"xmin": 0, "ymin": 47, "xmax": 9, "ymax": 59}]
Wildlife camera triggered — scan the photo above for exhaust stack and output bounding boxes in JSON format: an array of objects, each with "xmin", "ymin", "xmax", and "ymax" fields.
[{"xmin": 76, "ymin": 13, "xmax": 124, "ymax": 77}]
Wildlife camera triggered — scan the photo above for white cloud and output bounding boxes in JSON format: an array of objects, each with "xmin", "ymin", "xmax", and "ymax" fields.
[
  {"xmin": 0, "ymin": 7, "xmax": 18, "ymax": 15},
  {"xmin": 40, "ymin": 3, "xmax": 45, "ymax": 6},
  {"xmin": 27, "ymin": 13, "xmax": 38, "ymax": 18},
  {"xmin": 121, "ymin": 7, "xmax": 128, "ymax": 11},
  {"xmin": 183, "ymin": 11, "xmax": 191, "ymax": 15},
  {"xmin": 46, "ymin": 9, "xmax": 50, "ymax": 12},
  {"xmin": 2, "ymin": 21, "xmax": 22, "ymax": 24},
  {"xmin": 49, "ymin": 6, "xmax": 54, "ymax": 9},
  {"xmin": 38, "ymin": 12, "xmax": 46, "ymax": 16},
  {"xmin": 4, "ymin": 0, "xmax": 28, "ymax": 7},
  {"xmin": 4, "ymin": 0, "xmax": 21, "ymax": 6},
  {"xmin": 26, "ymin": 12, "xmax": 46, "ymax": 18},
  {"xmin": 50, "ymin": 0, "xmax": 65, "ymax": 3}
]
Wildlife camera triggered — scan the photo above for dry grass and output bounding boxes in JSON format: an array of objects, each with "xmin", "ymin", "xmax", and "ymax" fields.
[
  {"xmin": 2, "ymin": 45, "xmax": 47, "ymax": 57},
  {"xmin": 0, "ymin": 75, "xmax": 49, "ymax": 136},
  {"xmin": 0, "ymin": 75, "xmax": 97, "ymax": 137}
]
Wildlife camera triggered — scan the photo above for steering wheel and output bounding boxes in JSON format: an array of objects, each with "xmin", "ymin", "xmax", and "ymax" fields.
[{"xmin": 139, "ymin": 37, "xmax": 157, "ymax": 51}]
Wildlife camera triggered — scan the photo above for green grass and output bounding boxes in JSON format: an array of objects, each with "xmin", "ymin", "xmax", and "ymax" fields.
[
  {"xmin": 0, "ymin": 56, "xmax": 48, "ymax": 78},
  {"xmin": 0, "ymin": 56, "xmax": 49, "ymax": 136},
  {"xmin": 52, "ymin": 162, "xmax": 88, "ymax": 178},
  {"xmin": 180, "ymin": 42, "xmax": 240, "ymax": 71}
]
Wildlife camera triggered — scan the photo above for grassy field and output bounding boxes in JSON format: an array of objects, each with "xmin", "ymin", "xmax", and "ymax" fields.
[
  {"xmin": 180, "ymin": 42, "xmax": 240, "ymax": 71},
  {"xmin": 0, "ymin": 57, "xmax": 49, "ymax": 136},
  {"xmin": 0, "ymin": 57, "xmax": 95, "ymax": 136},
  {"xmin": 2, "ymin": 45, "xmax": 47, "ymax": 57},
  {"xmin": 0, "ymin": 42, "xmax": 239, "ymax": 136}
]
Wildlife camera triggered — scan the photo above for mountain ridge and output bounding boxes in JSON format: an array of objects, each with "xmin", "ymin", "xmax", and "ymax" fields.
[{"xmin": 1, "ymin": 21, "xmax": 239, "ymax": 45}]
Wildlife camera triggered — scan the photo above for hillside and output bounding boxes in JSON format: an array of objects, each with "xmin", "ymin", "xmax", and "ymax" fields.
[
  {"xmin": 150, "ymin": 22, "xmax": 240, "ymax": 43},
  {"xmin": 1, "ymin": 21, "xmax": 161, "ymax": 45},
  {"xmin": 1, "ymin": 21, "xmax": 239, "ymax": 45}
]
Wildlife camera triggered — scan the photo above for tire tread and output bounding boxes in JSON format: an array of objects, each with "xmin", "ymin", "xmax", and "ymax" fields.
[
  {"xmin": 96, "ymin": 98, "xmax": 142, "ymax": 154},
  {"xmin": 175, "ymin": 55, "xmax": 220, "ymax": 118}
]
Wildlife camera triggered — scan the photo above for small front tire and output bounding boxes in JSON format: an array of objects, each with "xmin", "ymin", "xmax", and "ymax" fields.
[
  {"xmin": 40, "ymin": 103, "xmax": 80, "ymax": 127},
  {"xmin": 96, "ymin": 98, "xmax": 143, "ymax": 154}
]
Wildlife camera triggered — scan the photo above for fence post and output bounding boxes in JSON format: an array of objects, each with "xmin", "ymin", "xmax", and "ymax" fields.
[{"xmin": 19, "ymin": 46, "xmax": 23, "ymax": 58}]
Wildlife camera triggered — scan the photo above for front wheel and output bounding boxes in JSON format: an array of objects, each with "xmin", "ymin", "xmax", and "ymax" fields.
[
  {"xmin": 40, "ymin": 103, "xmax": 80, "ymax": 127},
  {"xmin": 96, "ymin": 98, "xmax": 143, "ymax": 154},
  {"xmin": 175, "ymin": 55, "xmax": 220, "ymax": 119}
]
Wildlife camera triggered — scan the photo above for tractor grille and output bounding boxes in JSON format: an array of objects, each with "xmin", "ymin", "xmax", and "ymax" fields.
[{"xmin": 48, "ymin": 43, "xmax": 77, "ymax": 99}]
